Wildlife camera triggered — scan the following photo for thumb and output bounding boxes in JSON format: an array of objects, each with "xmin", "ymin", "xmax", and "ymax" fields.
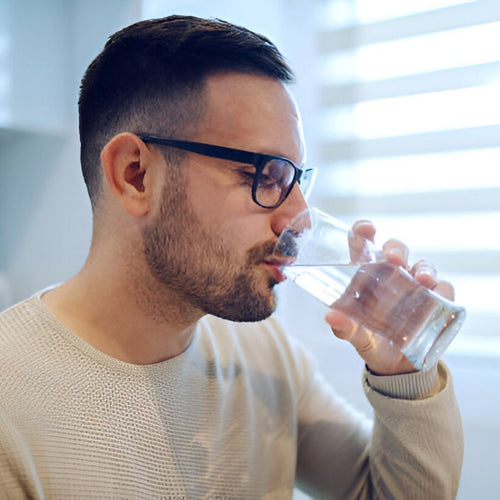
[
  {"xmin": 325, "ymin": 309, "xmax": 376, "ymax": 354},
  {"xmin": 325, "ymin": 309, "xmax": 418, "ymax": 375}
]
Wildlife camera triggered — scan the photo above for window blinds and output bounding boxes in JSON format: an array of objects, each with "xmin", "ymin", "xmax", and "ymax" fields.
[{"xmin": 314, "ymin": 0, "xmax": 500, "ymax": 353}]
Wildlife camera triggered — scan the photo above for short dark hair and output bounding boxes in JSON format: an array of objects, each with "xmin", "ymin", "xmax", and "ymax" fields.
[{"xmin": 78, "ymin": 15, "xmax": 295, "ymax": 208}]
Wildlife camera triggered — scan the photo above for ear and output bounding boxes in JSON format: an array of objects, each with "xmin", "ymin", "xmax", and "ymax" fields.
[{"xmin": 100, "ymin": 132, "xmax": 156, "ymax": 217}]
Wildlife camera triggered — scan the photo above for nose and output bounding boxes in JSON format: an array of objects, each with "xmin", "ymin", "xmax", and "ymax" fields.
[{"xmin": 270, "ymin": 184, "xmax": 308, "ymax": 237}]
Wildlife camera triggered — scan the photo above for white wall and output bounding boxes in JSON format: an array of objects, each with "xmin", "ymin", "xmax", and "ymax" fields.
[
  {"xmin": 0, "ymin": 1, "xmax": 498, "ymax": 498},
  {"xmin": 0, "ymin": 0, "xmax": 142, "ymax": 301}
]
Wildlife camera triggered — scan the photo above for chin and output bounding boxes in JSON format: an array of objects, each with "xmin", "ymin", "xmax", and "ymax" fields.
[
  {"xmin": 209, "ymin": 293, "xmax": 277, "ymax": 323},
  {"xmin": 200, "ymin": 272, "xmax": 279, "ymax": 322}
]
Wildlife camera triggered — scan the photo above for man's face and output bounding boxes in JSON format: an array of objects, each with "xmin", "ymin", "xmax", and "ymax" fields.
[{"xmin": 142, "ymin": 73, "xmax": 307, "ymax": 322}]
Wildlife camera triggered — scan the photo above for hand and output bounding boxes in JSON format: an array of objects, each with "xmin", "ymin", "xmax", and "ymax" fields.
[{"xmin": 324, "ymin": 221, "xmax": 456, "ymax": 376}]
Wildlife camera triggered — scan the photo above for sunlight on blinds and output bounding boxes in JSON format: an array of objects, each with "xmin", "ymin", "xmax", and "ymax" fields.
[
  {"xmin": 320, "ymin": 21, "xmax": 500, "ymax": 82},
  {"xmin": 316, "ymin": 0, "xmax": 500, "ymax": 349},
  {"xmin": 325, "ymin": 149, "xmax": 500, "ymax": 194},
  {"xmin": 324, "ymin": 83, "xmax": 500, "ymax": 139},
  {"xmin": 322, "ymin": 0, "xmax": 473, "ymax": 26}
]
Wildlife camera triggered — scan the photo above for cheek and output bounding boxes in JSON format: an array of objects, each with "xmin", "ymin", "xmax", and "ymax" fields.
[
  {"xmin": 184, "ymin": 168, "xmax": 273, "ymax": 256},
  {"xmin": 186, "ymin": 177, "xmax": 235, "ymax": 232},
  {"xmin": 198, "ymin": 211, "xmax": 268, "ymax": 263},
  {"xmin": 209, "ymin": 218, "xmax": 250, "ymax": 255},
  {"xmin": 185, "ymin": 161, "xmax": 258, "ymax": 217}
]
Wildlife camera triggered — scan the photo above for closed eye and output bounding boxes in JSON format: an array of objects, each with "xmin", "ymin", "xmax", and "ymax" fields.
[{"xmin": 238, "ymin": 169, "xmax": 256, "ymax": 187}]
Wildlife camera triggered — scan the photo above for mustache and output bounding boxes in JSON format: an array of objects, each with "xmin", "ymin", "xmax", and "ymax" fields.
[{"xmin": 246, "ymin": 240, "xmax": 277, "ymax": 265}]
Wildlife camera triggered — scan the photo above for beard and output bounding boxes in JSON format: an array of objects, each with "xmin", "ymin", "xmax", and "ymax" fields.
[{"xmin": 141, "ymin": 186, "xmax": 279, "ymax": 322}]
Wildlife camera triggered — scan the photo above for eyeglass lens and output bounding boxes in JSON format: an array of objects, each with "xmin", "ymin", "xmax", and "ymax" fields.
[{"xmin": 256, "ymin": 159, "xmax": 297, "ymax": 207}]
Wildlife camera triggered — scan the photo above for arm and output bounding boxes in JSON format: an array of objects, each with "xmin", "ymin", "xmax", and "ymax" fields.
[
  {"xmin": 295, "ymin": 221, "xmax": 463, "ymax": 496},
  {"xmin": 362, "ymin": 362, "xmax": 463, "ymax": 499},
  {"xmin": 295, "ymin": 358, "xmax": 463, "ymax": 499}
]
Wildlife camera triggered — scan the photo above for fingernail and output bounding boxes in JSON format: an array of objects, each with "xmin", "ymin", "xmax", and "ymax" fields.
[
  {"xmin": 387, "ymin": 247, "xmax": 404, "ymax": 259},
  {"xmin": 417, "ymin": 265, "xmax": 435, "ymax": 277}
]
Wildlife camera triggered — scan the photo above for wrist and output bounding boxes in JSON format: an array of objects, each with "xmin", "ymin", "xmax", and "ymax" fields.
[{"xmin": 364, "ymin": 362, "xmax": 439, "ymax": 400}]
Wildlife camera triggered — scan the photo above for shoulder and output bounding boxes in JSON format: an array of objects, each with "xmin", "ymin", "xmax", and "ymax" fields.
[
  {"xmin": 0, "ymin": 295, "xmax": 45, "ymax": 343},
  {"xmin": 0, "ymin": 294, "xmax": 59, "ymax": 384}
]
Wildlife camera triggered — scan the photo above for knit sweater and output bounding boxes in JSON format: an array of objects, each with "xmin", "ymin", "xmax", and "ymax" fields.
[{"xmin": 0, "ymin": 294, "xmax": 463, "ymax": 499}]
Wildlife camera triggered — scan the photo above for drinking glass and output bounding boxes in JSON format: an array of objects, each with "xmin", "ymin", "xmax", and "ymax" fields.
[{"xmin": 273, "ymin": 207, "xmax": 466, "ymax": 370}]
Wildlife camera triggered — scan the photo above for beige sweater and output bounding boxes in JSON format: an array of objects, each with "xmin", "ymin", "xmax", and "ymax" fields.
[{"xmin": 0, "ymin": 295, "xmax": 463, "ymax": 499}]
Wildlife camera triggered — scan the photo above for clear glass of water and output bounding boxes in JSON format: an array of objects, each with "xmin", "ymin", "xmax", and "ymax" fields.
[{"xmin": 273, "ymin": 207, "xmax": 466, "ymax": 370}]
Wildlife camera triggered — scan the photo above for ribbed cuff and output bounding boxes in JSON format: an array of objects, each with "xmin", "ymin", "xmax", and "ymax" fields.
[{"xmin": 364, "ymin": 363, "xmax": 440, "ymax": 400}]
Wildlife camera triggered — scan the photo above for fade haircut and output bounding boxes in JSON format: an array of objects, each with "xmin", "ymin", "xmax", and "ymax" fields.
[{"xmin": 78, "ymin": 15, "xmax": 295, "ymax": 209}]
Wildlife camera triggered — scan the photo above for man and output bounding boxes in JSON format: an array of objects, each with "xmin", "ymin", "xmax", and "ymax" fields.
[{"xmin": 0, "ymin": 15, "xmax": 462, "ymax": 498}]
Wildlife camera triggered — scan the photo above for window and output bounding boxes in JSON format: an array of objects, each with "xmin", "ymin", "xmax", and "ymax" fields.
[{"xmin": 315, "ymin": 0, "xmax": 500, "ymax": 354}]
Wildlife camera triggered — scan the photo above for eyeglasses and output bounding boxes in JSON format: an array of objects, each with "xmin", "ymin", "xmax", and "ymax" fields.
[{"xmin": 137, "ymin": 134, "xmax": 316, "ymax": 209}]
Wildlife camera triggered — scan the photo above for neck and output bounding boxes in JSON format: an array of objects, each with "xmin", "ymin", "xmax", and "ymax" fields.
[{"xmin": 42, "ymin": 256, "xmax": 203, "ymax": 365}]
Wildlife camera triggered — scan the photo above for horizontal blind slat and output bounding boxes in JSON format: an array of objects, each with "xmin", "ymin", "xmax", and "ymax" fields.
[
  {"xmin": 319, "ymin": 125, "xmax": 500, "ymax": 160},
  {"xmin": 315, "ymin": 188, "xmax": 500, "ymax": 214},
  {"xmin": 318, "ymin": 0, "xmax": 500, "ymax": 51},
  {"xmin": 319, "ymin": 61, "xmax": 500, "ymax": 106}
]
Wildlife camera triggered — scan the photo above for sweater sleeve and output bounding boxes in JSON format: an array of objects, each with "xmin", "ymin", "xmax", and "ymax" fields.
[
  {"xmin": 294, "ymin": 352, "xmax": 463, "ymax": 499},
  {"xmin": 362, "ymin": 362, "xmax": 463, "ymax": 499}
]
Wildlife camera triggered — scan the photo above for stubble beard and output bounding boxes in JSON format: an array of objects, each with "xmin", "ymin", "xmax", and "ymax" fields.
[{"xmin": 141, "ymin": 187, "xmax": 279, "ymax": 323}]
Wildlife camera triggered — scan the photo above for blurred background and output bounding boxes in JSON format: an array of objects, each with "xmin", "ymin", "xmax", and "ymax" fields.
[{"xmin": 1, "ymin": 0, "xmax": 499, "ymax": 497}]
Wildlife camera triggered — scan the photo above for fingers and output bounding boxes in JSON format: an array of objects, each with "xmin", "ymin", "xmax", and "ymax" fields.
[
  {"xmin": 351, "ymin": 220, "xmax": 376, "ymax": 242},
  {"xmin": 349, "ymin": 220, "xmax": 377, "ymax": 263},
  {"xmin": 411, "ymin": 260, "xmax": 437, "ymax": 288},
  {"xmin": 325, "ymin": 309, "xmax": 374, "ymax": 351},
  {"xmin": 382, "ymin": 239, "xmax": 409, "ymax": 268},
  {"xmin": 350, "ymin": 220, "xmax": 456, "ymax": 301},
  {"xmin": 410, "ymin": 260, "xmax": 455, "ymax": 300},
  {"xmin": 325, "ymin": 309, "xmax": 417, "ymax": 375},
  {"xmin": 350, "ymin": 221, "xmax": 410, "ymax": 267},
  {"xmin": 433, "ymin": 280, "xmax": 455, "ymax": 301},
  {"xmin": 350, "ymin": 221, "xmax": 411, "ymax": 267}
]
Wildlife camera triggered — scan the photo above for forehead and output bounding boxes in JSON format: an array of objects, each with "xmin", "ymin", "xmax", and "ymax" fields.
[{"xmin": 195, "ymin": 73, "xmax": 304, "ymax": 164}]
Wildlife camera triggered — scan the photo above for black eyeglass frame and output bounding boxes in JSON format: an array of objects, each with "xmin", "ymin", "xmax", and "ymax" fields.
[{"xmin": 137, "ymin": 134, "xmax": 316, "ymax": 209}]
